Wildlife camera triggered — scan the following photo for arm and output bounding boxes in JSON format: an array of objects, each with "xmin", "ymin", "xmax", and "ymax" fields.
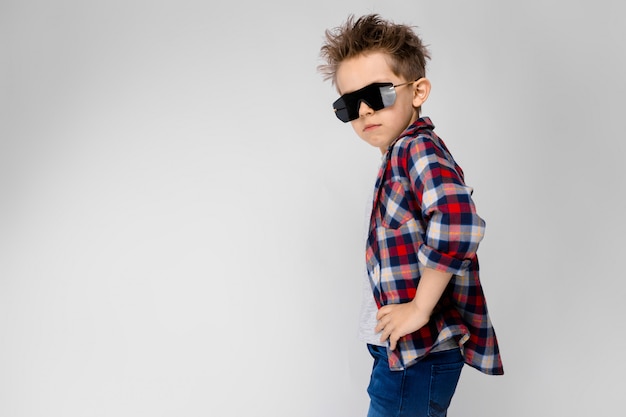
[{"xmin": 376, "ymin": 267, "xmax": 452, "ymax": 350}]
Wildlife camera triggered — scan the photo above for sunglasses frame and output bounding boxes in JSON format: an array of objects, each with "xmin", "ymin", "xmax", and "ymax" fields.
[{"xmin": 332, "ymin": 80, "xmax": 416, "ymax": 123}]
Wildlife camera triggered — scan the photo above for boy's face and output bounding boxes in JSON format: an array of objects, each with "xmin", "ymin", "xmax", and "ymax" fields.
[{"xmin": 335, "ymin": 52, "xmax": 423, "ymax": 153}]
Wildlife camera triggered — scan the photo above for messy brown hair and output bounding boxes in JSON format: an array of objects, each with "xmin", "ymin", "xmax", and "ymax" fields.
[{"xmin": 318, "ymin": 14, "xmax": 431, "ymax": 87}]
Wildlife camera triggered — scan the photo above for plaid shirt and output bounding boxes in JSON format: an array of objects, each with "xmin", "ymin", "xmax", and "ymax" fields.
[{"xmin": 365, "ymin": 117, "xmax": 503, "ymax": 375}]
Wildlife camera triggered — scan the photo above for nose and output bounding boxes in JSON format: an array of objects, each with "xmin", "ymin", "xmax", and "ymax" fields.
[{"xmin": 358, "ymin": 100, "xmax": 374, "ymax": 118}]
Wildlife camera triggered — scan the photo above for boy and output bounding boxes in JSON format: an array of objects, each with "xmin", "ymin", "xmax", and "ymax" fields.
[{"xmin": 319, "ymin": 15, "xmax": 503, "ymax": 417}]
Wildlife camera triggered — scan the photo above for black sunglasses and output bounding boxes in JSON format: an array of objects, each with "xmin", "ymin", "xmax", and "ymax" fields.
[{"xmin": 332, "ymin": 80, "xmax": 416, "ymax": 123}]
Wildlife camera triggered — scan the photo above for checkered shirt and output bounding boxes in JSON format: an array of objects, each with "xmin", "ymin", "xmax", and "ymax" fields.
[{"xmin": 365, "ymin": 117, "xmax": 504, "ymax": 375}]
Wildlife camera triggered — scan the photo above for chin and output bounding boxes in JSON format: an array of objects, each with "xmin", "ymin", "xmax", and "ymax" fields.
[{"xmin": 362, "ymin": 139, "xmax": 383, "ymax": 148}]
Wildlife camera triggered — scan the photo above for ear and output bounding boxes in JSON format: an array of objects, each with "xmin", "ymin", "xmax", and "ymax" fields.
[{"xmin": 412, "ymin": 78, "xmax": 431, "ymax": 108}]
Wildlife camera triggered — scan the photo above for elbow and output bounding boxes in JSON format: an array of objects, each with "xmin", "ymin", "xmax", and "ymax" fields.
[{"xmin": 462, "ymin": 213, "xmax": 486, "ymax": 257}]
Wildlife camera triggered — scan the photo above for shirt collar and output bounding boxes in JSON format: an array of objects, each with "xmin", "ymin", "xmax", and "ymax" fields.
[{"xmin": 401, "ymin": 117, "xmax": 434, "ymax": 138}]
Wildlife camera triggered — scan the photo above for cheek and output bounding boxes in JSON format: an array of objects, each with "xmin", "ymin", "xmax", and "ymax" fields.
[
  {"xmin": 396, "ymin": 97, "xmax": 419, "ymax": 124},
  {"xmin": 350, "ymin": 120, "xmax": 362, "ymax": 136}
]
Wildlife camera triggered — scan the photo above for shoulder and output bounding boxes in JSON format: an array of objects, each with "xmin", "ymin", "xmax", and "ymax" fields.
[
  {"xmin": 392, "ymin": 129, "xmax": 442, "ymax": 168},
  {"xmin": 393, "ymin": 132, "xmax": 465, "ymax": 184},
  {"xmin": 393, "ymin": 118, "xmax": 440, "ymax": 154}
]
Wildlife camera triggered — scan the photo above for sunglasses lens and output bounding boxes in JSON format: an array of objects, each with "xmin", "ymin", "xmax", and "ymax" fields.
[
  {"xmin": 332, "ymin": 83, "xmax": 395, "ymax": 122},
  {"xmin": 378, "ymin": 85, "xmax": 396, "ymax": 107},
  {"xmin": 332, "ymin": 98, "xmax": 353, "ymax": 123}
]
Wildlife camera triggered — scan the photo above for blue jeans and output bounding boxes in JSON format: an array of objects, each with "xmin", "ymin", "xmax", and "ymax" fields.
[{"xmin": 366, "ymin": 344, "xmax": 464, "ymax": 417}]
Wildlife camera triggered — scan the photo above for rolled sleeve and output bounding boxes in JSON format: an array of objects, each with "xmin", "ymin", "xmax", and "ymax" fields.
[{"xmin": 407, "ymin": 139, "xmax": 486, "ymax": 275}]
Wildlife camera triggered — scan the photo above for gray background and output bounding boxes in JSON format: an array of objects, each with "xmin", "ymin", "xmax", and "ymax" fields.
[{"xmin": 1, "ymin": 0, "xmax": 624, "ymax": 416}]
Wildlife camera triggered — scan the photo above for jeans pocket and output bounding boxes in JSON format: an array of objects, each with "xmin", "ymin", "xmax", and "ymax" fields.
[{"xmin": 428, "ymin": 359, "xmax": 464, "ymax": 417}]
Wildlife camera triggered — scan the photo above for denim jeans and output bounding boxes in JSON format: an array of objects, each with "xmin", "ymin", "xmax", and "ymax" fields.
[{"xmin": 366, "ymin": 344, "xmax": 464, "ymax": 417}]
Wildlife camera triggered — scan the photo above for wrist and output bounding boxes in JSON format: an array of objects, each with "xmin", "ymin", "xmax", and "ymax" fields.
[{"xmin": 411, "ymin": 298, "xmax": 433, "ymax": 320}]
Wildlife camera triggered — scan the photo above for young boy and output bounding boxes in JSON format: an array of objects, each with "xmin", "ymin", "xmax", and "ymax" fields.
[{"xmin": 319, "ymin": 15, "xmax": 503, "ymax": 416}]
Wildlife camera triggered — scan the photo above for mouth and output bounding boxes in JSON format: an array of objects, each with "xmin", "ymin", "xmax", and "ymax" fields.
[{"xmin": 363, "ymin": 124, "xmax": 381, "ymax": 132}]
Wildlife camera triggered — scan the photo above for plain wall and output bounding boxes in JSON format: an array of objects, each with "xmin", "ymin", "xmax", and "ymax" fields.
[{"xmin": 1, "ymin": 0, "xmax": 624, "ymax": 416}]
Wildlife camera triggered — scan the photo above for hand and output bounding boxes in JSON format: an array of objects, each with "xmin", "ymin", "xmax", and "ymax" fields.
[{"xmin": 375, "ymin": 301, "xmax": 431, "ymax": 351}]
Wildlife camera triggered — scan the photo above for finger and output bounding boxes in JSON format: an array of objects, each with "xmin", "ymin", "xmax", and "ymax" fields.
[
  {"xmin": 378, "ymin": 327, "xmax": 387, "ymax": 343},
  {"xmin": 376, "ymin": 307, "xmax": 389, "ymax": 320},
  {"xmin": 389, "ymin": 332, "xmax": 400, "ymax": 351},
  {"xmin": 375, "ymin": 318, "xmax": 386, "ymax": 333},
  {"xmin": 380, "ymin": 324, "xmax": 393, "ymax": 344},
  {"xmin": 375, "ymin": 315, "xmax": 392, "ymax": 333}
]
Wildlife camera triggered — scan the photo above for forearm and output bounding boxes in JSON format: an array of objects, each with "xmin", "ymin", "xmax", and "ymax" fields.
[{"xmin": 411, "ymin": 267, "xmax": 453, "ymax": 317}]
